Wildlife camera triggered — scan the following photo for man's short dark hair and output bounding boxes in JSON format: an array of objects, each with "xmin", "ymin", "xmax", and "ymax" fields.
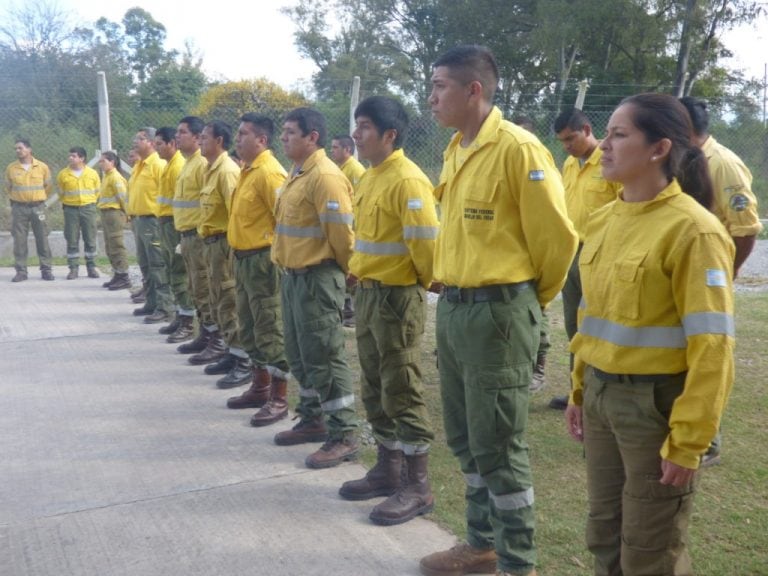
[
  {"xmin": 333, "ymin": 135, "xmax": 355, "ymax": 155},
  {"xmin": 354, "ymin": 96, "xmax": 409, "ymax": 149},
  {"xmin": 139, "ymin": 127, "xmax": 156, "ymax": 139},
  {"xmin": 179, "ymin": 116, "xmax": 205, "ymax": 136},
  {"xmin": 284, "ymin": 107, "xmax": 327, "ymax": 148},
  {"xmin": 433, "ymin": 45, "xmax": 499, "ymax": 102},
  {"xmin": 15, "ymin": 138, "xmax": 31, "ymax": 148},
  {"xmin": 156, "ymin": 127, "xmax": 176, "ymax": 144},
  {"xmin": 205, "ymin": 120, "xmax": 233, "ymax": 150},
  {"xmin": 512, "ymin": 115, "xmax": 535, "ymax": 133},
  {"xmin": 69, "ymin": 146, "xmax": 87, "ymax": 159},
  {"xmin": 679, "ymin": 97, "xmax": 709, "ymax": 137},
  {"xmin": 240, "ymin": 113, "xmax": 275, "ymax": 148},
  {"xmin": 553, "ymin": 108, "xmax": 592, "ymax": 133}
]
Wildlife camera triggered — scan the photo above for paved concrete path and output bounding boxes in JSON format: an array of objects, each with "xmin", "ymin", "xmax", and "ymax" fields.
[{"xmin": 0, "ymin": 266, "xmax": 455, "ymax": 576}]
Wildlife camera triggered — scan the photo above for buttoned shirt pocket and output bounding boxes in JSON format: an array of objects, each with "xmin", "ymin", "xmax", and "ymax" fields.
[{"xmin": 608, "ymin": 251, "xmax": 648, "ymax": 320}]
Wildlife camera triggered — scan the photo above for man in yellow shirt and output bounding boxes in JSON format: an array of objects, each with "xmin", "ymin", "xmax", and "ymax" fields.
[
  {"xmin": 4, "ymin": 139, "xmax": 54, "ymax": 282},
  {"xmin": 330, "ymin": 134, "xmax": 366, "ymax": 328},
  {"xmin": 338, "ymin": 95, "xmax": 439, "ymax": 526},
  {"xmin": 188, "ymin": 121, "xmax": 252, "ymax": 390},
  {"xmin": 271, "ymin": 107, "xmax": 359, "ymax": 469},
  {"xmin": 225, "ymin": 113, "xmax": 292, "ymax": 427},
  {"xmin": 548, "ymin": 108, "xmax": 621, "ymax": 410},
  {"xmin": 173, "ymin": 116, "xmax": 214, "ymax": 353},
  {"xmin": 419, "ymin": 45, "xmax": 577, "ymax": 576},
  {"xmin": 57, "ymin": 146, "xmax": 101, "ymax": 280},
  {"xmin": 679, "ymin": 96, "xmax": 764, "ymax": 467},
  {"xmin": 128, "ymin": 127, "xmax": 174, "ymax": 324},
  {"xmin": 154, "ymin": 127, "xmax": 194, "ymax": 343}
]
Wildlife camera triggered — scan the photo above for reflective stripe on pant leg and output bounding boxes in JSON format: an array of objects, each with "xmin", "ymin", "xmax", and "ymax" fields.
[
  {"xmin": 63, "ymin": 206, "xmax": 81, "ymax": 267},
  {"xmin": 181, "ymin": 235, "xmax": 213, "ymax": 326},
  {"xmin": 80, "ymin": 204, "xmax": 99, "ymax": 265},
  {"xmin": 205, "ymin": 238, "xmax": 239, "ymax": 348}
]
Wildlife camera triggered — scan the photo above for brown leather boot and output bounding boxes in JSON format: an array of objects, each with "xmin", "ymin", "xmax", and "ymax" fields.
[
  {"xmin": 370, "ymin": 452, "xmax": 434, "ymax": 525},
  {"xmin": 158, "ymin": 313, "xmax": 180, "ymax": 335},
  {"xmin": 250, "ymin": 374, "xmax": 289, "ymax": 426},
  {"xmin": 177, "ymin": 327, "xmax": 210, "ymax": 354},
  {"xmin": 227, "ymin": 366, "xmax": 271, "ymax": 409},
  {"xmin": 274, "ymin": 416, "xmax": 328, "ymax": 446},
  {"xmin": 419, "ymin": 543, "xmax": 497, "ymax": 576},
  {"xmin": 188, "ymin": 331, "xmax": 226, "ymax": 365},
  {"xmin": 305, "ymin": 432, "xmax": 359, "ymax": 469},
  {"xmin": 339, "ymin": 444, "xmax": 403, "ymax": 501},
  {"xmin": 166, "ymin": 315, "xmax": 194, "ymax": 343}
]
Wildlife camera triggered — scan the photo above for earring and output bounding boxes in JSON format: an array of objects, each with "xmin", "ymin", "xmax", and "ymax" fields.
[{"xmin": 651, "ymin": 156, "xmax": 657, "ymax": 161}]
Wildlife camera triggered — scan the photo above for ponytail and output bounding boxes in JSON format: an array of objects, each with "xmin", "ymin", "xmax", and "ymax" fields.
[{"xmin": 678, "ymin": 146, "xmax": 713, "ymax": 210}]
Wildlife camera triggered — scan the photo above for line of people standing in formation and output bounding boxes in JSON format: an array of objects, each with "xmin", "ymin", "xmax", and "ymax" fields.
[{"xmin": 4, "ymin": 44, "xmax": 762, "ymax": 576}]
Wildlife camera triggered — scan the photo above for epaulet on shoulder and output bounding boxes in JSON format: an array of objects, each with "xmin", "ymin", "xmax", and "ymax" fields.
[
  {"xmin": 671, "ymin": 193, "xmax": 725, "ymax": 234},
  {"xmin": 499, "ymin": 120, "xmax": 539, "ymax": 146}
]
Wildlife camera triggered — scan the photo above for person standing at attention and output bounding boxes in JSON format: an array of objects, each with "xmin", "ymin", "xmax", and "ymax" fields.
[
  {"xmin": 57, "ymin": 146, "xmax": 101, "ymax": 280},
  {"xmin": 5, "ymin": 139, "xmax": 55, "ymax": 282},
  {"xmin": 271, "ymin": 107, "xmax": 359, "ymax": 469},
  {"xmin": 338, "ymin": 96, "xmax": 439, "ymax": 526},
  {"xmin": 420, "ymin": 45, "xmax": 577, "ymax": 576},
  {"xmin": 565, "ymin": 93, "xmax": 735, "ymax": 576}
]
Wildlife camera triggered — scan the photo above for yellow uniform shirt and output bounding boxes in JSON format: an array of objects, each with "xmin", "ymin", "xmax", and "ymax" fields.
[
  {"xmin": 98, "ymin": 169, "xmax": 128, "ymax": 211},
  {"xmin": 433, "ymin": 106, "xmax": 577, "ymax": 306},
  {"xmin": 4, "ymin": 158, "xmax": 52, "ymax": 203},
  {"xmin": 349, "ymin": 149, "xmax": 438, "ymax": 288},
  {"xmin": 127, "ymin": 152, "xmax": 165, "ymax": 217},
  {"xmin": 272, "ymin": 149, "xmax": 354, "ymax": 272},
  {"xmin": 702, "ymin": 136, "xmax": 763, "ymax": 238},
  {"xmin": 157, "ymin": 151, "xmax": 185, "ymax": 218},
  {"xmin": 198, "ymin": 152, "xmax": 239, "ymax": 238},
  {"xmin": 562, "ymin": 146, "xmax": 621, "ymax": 241},
  {"xmin": 339, "ymin": 156, "xmax": 366, "ymax": 190},
  {"xmin": 228, "ymin": 150, "xmax": 286, "ymax": 251},
  {"xmin": 570, "ymin": 180, "xmax": 735, "ymax": 469},
  {"xmin": 173, "ymin": 150, "xmax": 207, "ymax": 232},
  {"xmin": 57, "ymin": 165, "xmax": 100, "ymax": 207}
]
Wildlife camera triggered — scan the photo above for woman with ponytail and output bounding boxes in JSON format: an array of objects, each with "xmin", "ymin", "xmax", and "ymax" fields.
[{"xmin": 564, "ymin": 93, "xmax": 735, "ymax": 576}]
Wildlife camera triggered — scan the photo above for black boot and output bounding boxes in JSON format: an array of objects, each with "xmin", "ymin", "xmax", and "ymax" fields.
[
  {"xmin": 158, "ymin": 313, "xmax": 180, "ymax": 335},
  {"xmin": 177, "ymin": 328, "xmax": 211, "ymax": 354},
  {"xmin": 216, "ymin": 356, "xmax": 253, "ymax": 389},
  {"xmin": 188, "ymin": 331, "xmax": 226, "ymax": 365}
]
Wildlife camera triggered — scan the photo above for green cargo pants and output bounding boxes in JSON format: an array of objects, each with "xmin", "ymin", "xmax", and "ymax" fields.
[
  {"xmin": 582, "ymin": 366, "xmax": 695, "ymax": 576},
  {"xmin": 234, "ymin": 248, "xmax": 289, "ymax": 372},
  {"xmin": 158, "ymin": 216, "xmax": 192, "ymax": 315},
  {"xmin": 355, "ymin": 283, "xmax": 433, "ymax": 452},
  {"xmin": 63, "ymin": 203, "xmax": 98, "ymax": 269},
  {"xmin": 180, "ymin": 232, "xmax": 214, "ymax": 327},
  {"xmin": 203, "ymin": 235, "xmax": 240, "ymax": 348},
  {"xmin": 133, "ymin": 215, "xmax": 173, "ymax": 314},
  {"xmin": 281, "ymin": 263, "xmax": 357, "ymax": 439},
  {"xmin": 12, "ymin": 201, "xmax": 52, "ymax": 272},
  {"xmin": 436, "ymin": 282, "xmax": 541, "ymax": 575},
  {"xmin": 99, "ymin": 209, "xmax": 129, "ymax": 274}
]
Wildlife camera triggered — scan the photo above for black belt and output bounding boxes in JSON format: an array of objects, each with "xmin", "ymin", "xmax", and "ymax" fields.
[
  {"xmin": 284, "ymin": 259, "xmax": 337, "ymax": 276},
  {"xmin": 359, "ymin": 279, "xmax": 408, "ymax": 289},
  {"xmin": 592, "ymin": 368, "xmax": 683, "ymax": 384},
  {"xmin": 159, "ymin": 215, "xmax": 174, "ymax": 223},
  {"xmin": 11, "ymin": 200, "xmax": 43, "ymax": 206},
  {"xmin": 234, "ymin": 246, "xmax": 271, "ymax": 259},
  {"xmin": 179, "ymin": 229, "xmax": 198, "ymax": 238},
  {"xmin": 441, "ymin": 281, "xmax": 534, "ymax": 304},
  {"xmin": 136, "ymin": 214, "xmax": 156, "ymax": 220},
  {"xmin": 203, "ymin": 233, "xmax": 226, "ymax": 245}
]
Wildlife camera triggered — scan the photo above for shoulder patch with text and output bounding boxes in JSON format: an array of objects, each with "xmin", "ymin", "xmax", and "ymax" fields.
[
  {"xmin": 407, "ymin": 198, "xmax": 423, "ymax": 210},
  {"xmin": 528, "ymin": 170, "xmax": 545, "ymax": 181},
  {"xmin": 706, "ymin": 269, "xmax": 727, "ymax": 287},
  {"xmin": 326, "ymin": 200, "xmax": 340, "ymax": 211}
]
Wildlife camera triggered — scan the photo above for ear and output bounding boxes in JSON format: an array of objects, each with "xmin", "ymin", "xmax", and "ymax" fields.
[
  {"xmin": 307, "ymin": 130, "xmax": 320, "ymax": 146},
  {"xmin": 383, "ymin": 128, "xmax": 398, "ymax": 147},
  {"xmin": 653, "ymin": 138, "xmax": 672, "ymax": 161},
  {"xmin": 582, "ymin": 124, "xmax": 593, "ymax": 138},
  {"xmin": 468, "ymin": 80, "xmax": 484, "ymax": 99}
]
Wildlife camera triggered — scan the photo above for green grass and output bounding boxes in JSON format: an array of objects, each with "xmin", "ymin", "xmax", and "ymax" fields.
[{"xmin": 340, "ymin": 290, "xmax": 768, "ymax": 575}]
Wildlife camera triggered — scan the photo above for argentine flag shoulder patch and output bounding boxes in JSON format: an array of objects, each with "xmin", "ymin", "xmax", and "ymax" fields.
[
  {"xmin": 326, "ymin": 200, "xmax": 340, "ymax": 211},
  {"xmin": 407, "ymin": 198, "xmax": 423, "ymax": 210},
  {"xmin": 706, "ymin": 269, "xmax": 727, "ymax": 287},
  {"xmin": 529, "ymin": 170, "xmax": 545, "ymax": 181}
]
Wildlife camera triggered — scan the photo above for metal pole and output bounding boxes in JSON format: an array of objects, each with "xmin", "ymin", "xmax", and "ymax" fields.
[
  {"xmin": 97, "ymin": 71, "xmax": 112, "ymax": 152},
  {"xmin": 350, "ymin": 76, "xmax": 361, "ymax": 148},
  {"xmin": 575, "ymin": 79, "xmax": 590, "ymax": 110}
]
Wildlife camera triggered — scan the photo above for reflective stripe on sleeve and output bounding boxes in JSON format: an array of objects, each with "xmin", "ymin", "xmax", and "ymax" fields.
[
  {"xmin": 276, "ymin": 224, "xmax": 325, "ymax": 238},
  {"xmin": 354, "ymin": 239, "xmax": 409, "ymax": 255},
  {"xmin": 319, "ymin": 212, "xmax": 353, "ymax": 225},
  {"xmin": 157, "ymin": 196, "xmax": 174, "ymax": 206},
  {"xmin": 682, "ymin": 311, "xmax": 735, "ymax": 337},
  {"xmin": 579, "ymin": 316, "xmax": 687, "ymax": 348},
  {"xmin": 403, "ymin": 225, "xmax": 439, "ymax": 240},
  {"xmin": 173, "ymin": 199, "xmax": 200, "ymax": 209}
]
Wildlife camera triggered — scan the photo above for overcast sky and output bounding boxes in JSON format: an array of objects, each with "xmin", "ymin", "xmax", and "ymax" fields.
[{"xmin": 7, "ymin": 0, "xmax": 768, "ymax": 89}]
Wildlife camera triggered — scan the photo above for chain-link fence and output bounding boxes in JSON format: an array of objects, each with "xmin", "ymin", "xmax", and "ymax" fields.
[{"xmin": 1, "ymin": 77, "xmax": 766, "ymax": 232}]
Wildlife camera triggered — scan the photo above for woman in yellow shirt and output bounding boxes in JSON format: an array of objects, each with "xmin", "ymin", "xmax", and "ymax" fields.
[
  {"xmin": 565, "ymin": 94, "xmax": 735, "ymax": 575},
  {"xmin": 98, "ymin": 151, "xmax": 131, "ymax": 290}
]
